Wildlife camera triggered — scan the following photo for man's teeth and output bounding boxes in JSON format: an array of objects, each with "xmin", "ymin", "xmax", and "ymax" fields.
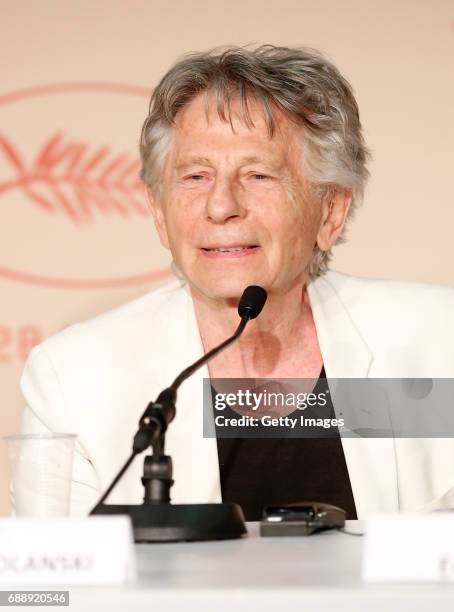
[{"xmin": 208, "ymin": 246, "xmax": 255, "ymax": 252}]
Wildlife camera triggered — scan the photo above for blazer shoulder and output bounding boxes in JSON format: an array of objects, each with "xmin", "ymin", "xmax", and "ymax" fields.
[
  {"xmin": 322, "ymin": 269, "xmax": 454, "ymax": 308},
  {"xmin": 319, "ymin": 270, "xmax": 454, "ymax": 340},
  {"xmin": 34, "ymin": 277, "xmax": 189, "ymax": 356}
]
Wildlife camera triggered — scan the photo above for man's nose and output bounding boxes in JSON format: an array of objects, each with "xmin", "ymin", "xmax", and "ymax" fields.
[{"xmin": 204, "ymin": 177, "xmax": 246, "ymax": 223}]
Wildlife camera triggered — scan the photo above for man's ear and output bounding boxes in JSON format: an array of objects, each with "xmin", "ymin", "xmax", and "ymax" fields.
[
  {"xmin": 145, "ymin": 188, "xmax": 170, "ymax": 250},
  {"xmin": 316, "ymin": 189, "xmax": 352, "ymax": 252}
]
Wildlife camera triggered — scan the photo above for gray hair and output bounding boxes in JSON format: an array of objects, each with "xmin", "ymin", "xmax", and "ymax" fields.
[{"xmin": 140, "ymin": 44, "xmax": 371, "ymax": 278}]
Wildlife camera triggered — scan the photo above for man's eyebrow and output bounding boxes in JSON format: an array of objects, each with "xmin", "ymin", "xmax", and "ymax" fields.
[
  {"xmin": 176, "ymin": 156, "xmax": 213, "ymax": 169},
  {"xmin": 175, "ymin": 155, "xmax": 275, "ymax": 169},
  {"xmin": 239, "ymin": 155, "xmax": 264, "ymax": 165}
]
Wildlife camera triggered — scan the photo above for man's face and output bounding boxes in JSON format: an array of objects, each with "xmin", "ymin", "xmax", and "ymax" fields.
[{"xmin": 150, "ymin": 92, "xmax": 326, "ymax": 301}]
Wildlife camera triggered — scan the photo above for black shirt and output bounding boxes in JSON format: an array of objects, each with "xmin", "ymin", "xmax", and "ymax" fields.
[{"xmin": 214, "ymin": 366, "xmax": 358, "ymax": 521}]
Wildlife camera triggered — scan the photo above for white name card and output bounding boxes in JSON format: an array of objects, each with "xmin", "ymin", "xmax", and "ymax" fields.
[
  {"xmin": 363, "ymin": 513, "xmax": 454, "ymax": 582},
  {"xmin": 0, "ymin": 516, "xmax": 136, "ymax": 585}
]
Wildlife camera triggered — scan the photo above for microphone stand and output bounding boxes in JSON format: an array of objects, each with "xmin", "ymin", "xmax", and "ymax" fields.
[{"xmin": 90, "ymin": 290, "xmax": 265, "ymax": 542}]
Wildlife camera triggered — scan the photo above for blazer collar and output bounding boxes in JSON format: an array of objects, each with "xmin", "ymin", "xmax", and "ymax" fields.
[
  {"xmin": 307, "ymin": 274, "xmax": 397, "ymax": 516},
  {"xmin": 167, "ymin": 271, "xmax": 374, "ymax": 380},
  {"xmin": 307, "ymin": 273, "xmax": 374, "ymax": 378}
]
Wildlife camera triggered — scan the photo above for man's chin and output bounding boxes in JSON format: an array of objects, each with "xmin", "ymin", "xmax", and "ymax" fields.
[{"xmin": 188, "ymin": 276, "xmax": 267, "ymax": 303}]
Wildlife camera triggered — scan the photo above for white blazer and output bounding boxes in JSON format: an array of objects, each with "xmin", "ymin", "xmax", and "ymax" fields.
[{"xmin": 20, "ymin": 270, "xmax": 454, "ymax": 518}]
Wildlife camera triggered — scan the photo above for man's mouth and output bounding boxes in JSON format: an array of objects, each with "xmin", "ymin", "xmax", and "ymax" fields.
[{"xmin": 202, "ymin": 245, "xmax": 259, "ymax": 252}]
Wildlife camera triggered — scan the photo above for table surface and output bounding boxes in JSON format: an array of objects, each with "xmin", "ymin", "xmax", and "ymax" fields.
[
  {"xmin": 45, "ymin": 521, "xmax": 454, "ymax": 611},
  {"xmin": 134, "ymin": 519, "xmax": 366, "ymax": 589}
]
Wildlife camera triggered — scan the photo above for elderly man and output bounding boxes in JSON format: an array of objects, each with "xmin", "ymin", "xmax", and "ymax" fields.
[{"xmin": 20, "ymin": 45, "xmax": 454, "ymax": 519}]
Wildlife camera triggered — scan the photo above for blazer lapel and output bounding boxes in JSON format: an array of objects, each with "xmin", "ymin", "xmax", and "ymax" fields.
[
  {"xmin": 157, "ymin": 281, "xmax": 221, "ymax": 504},
  {"xmin": 307, "ymin": 273, "xmax": 373, "ymax": 378},
  {"xmin": 307, "ymin": 273, "xmax": 399, "ymax": 516}
]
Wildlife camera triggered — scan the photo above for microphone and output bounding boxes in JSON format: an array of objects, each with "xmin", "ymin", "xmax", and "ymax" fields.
[
  {"xmin": 92, "ymin": 285, "xmax": 268, "ymax": 519},
  {"xmin": 238, "ymin": 285, "xmax": 267, "ymax": 320},
  {"xmin": 132, "ymin": 285, "xmax": 268, "ymax": 453}
]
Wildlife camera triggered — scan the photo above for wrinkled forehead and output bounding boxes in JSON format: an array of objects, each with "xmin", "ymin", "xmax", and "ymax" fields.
[{"xmin": 173, "ymin": 89, "xmax": 300, "ymax": 141}]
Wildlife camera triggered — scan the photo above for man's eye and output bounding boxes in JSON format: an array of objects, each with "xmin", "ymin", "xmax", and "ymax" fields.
[
  {"xmin": 187, "ymin": 174, "xmax": 205, "ymax": 181},
  {"xmin": 252, "ymin": 174, "xmax": 269, "ymax": 180}
]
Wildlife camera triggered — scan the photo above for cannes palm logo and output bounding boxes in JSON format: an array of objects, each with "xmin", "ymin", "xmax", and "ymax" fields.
[{"xmin": 0, "ymin": 83, "xmax": 171, "ymax": 288}]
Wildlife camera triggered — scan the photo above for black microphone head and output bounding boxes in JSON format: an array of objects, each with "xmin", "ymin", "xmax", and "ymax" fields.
[{"xmin": 238, "ymin": 285, "xmax": 268, "ymax": 320}]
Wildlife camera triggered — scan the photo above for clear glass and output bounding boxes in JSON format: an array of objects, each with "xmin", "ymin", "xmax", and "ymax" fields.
[{"xmin": 3, "ymin": 433, "xmax": 77, "ymax": 518}]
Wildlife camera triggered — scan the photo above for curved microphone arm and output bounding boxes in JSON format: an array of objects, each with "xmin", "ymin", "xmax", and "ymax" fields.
[
  {"xmin": 132, "ymin": 316, "xmax": 250, "ymax": 454},
  {"xmin": 170, "ymin": 316, "xmax": 248, "ymax": 391}
]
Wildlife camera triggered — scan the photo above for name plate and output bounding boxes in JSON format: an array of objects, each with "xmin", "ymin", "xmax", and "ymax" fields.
[
  {"xmin": 0, "ymin": 516, "xmax": 136, "ymax": 585},
  {"xmin": 363, "ymin": 513, "xmax": 454, "ymax": 582}
]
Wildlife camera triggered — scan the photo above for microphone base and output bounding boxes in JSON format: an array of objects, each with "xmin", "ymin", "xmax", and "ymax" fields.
[{"xmin": 90, "ymin": 502, "xmax": 247, "ymax": 542}]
